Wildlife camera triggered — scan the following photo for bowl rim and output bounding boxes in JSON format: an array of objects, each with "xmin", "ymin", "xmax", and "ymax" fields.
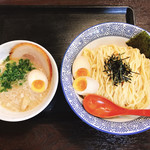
[{"xmin": 60, "ymin": 22, "xmax": 150, "ymax": 135}]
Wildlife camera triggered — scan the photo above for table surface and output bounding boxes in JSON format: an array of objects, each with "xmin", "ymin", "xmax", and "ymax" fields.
[{"xmin": 0, "ymin": 0, "xmax": 150, "ymax": 150}]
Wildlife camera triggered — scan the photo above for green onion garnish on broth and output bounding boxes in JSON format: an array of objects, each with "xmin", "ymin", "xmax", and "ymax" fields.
[
  {"xmin": 0, "ymin": 57, "xmax": 35, "ymax": 92},
  {"xmin": 103, "ymin": 53, "xmax": 139, "ymax": 86}
]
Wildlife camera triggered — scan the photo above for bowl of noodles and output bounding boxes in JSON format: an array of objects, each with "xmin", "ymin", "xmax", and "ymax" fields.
[
  {"xmin": 61, "ymin": 22, "xmax": 150, "ymax": 135},
  {"xmin": 0, "ymin": 40, "xmax": 58, "ymax": 122}
]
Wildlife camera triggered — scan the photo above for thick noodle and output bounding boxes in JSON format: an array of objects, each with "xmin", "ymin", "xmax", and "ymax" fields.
[{"xmin": 82, "ymin": 45, "xmax": 150, "ymax": 109}]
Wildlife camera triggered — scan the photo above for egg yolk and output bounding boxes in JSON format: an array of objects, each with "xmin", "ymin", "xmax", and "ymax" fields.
[
  {"xmin": 75, "ymin": 68, "xmax": 90, "ymax": 78},
  {"xmin": 31, "ymin": 80, "xmax": 45, "ymax": 93},
  {"xmin": 73, "ymin": 77, "xmax": 87, "ymax": 91}
]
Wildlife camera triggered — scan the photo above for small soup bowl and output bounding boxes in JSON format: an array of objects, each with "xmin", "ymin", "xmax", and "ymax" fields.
[{"xmin": 0, "ymin": 40, "xmax": 58, "ymax": 122}]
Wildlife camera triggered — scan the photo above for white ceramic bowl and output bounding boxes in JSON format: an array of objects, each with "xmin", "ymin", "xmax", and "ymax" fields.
[{"xmin": 0, "ymin": 40, "xmax": 58, "ymax": 122}]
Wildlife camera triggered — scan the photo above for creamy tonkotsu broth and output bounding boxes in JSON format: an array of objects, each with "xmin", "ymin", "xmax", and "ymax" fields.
[
  {"xmin": 0, "ymin": 62, "xmax": 50, "ymax": 112},
  {"xmin": 0, "ymin": 42, "xmax": 52, "ymax": 112}
]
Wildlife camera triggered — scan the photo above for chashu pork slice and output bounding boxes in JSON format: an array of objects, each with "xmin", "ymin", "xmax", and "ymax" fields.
[{"xmin": 9, "ymin": 42, "xmax": 52, "ymax": 81}]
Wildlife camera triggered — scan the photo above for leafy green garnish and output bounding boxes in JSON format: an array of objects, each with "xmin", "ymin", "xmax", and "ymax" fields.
[
  {"xmin": 0, "ymin": 58, "xmax": 35, "ymax": 92},
  {"xmin": 4, "ymin": 56, "xmax": 10, "ymax": 62},
  {"xmin": 103, "ymin": 53, "xmax": 139, "ymax": 86},
  {"xmin": 126, "ymin": 31, "xmax": 150, "ymax": 58}
]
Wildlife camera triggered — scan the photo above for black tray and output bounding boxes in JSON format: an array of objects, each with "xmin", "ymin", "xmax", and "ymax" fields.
[{"xmin": 0, "ymin": 5, "xmax": 134, "ymax": 118}]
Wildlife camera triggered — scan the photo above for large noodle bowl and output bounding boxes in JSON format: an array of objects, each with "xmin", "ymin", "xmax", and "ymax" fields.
[{"xmin": 82, "ymin": 45, "xmax": 150, "ymax": 109}]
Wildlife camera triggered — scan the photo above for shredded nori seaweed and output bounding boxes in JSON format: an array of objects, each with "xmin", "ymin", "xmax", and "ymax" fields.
[
  {"xmin": 126, "ymin": 31, "xmax": 150, "ymax": 58},
  {"xmin": 103, "ymin": 53, "xmax": 139, "ymax": 86}
]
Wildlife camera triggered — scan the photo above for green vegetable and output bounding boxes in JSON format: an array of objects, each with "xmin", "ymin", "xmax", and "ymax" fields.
[
  {"xmin": 4, "ymin": 56, "xmax": 10, "ymax": 62},
  {"xmin": 0, "ymin": 58, "xmax": 35, "ymax": 92},
  {"xmin": 103, "ymin": 53, "xmax": 139, "ymax": 86},
  {"xmin": 126, "ymin": 31, "xmax": 150, "ymax": 58}
]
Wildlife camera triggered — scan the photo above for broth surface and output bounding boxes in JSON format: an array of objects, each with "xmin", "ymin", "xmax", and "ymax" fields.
[{"xmin": 0, "ymin": 61, "xmax": 50, "ymax": 112}]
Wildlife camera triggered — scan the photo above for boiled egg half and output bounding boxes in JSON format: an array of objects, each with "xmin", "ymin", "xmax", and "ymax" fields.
[
  {"xmin": 28, "ymin": 69, "xmax": 48, "ymax": 93},
  {"xmin": 72, "ymin": 56, "xmax": 91, "ymax": 79},
  {"xmin": 73, "ymin": 76, "xmax": 99, "ymax": 95}
]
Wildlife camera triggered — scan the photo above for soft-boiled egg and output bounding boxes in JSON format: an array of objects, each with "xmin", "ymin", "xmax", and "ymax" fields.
[
  {"xmin": 28, "ymin": 69, "xmax": 48, "ymax": 93},
  {"xmin": 73, "ymin": 76, "xmax": 99, "ymax": 95},
  {"xmin": 72, "ymin": 56, "xmax": 91, "ymax": 79}
]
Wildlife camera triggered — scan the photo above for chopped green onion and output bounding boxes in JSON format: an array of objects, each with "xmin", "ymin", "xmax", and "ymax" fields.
[{"xmin": 0, "ymin": 58, "xmax": 35, "ymax": 92}]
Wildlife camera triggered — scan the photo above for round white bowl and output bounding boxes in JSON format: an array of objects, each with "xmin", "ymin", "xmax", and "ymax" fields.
[{"xmin": 0, "ymin": 40, "xmax": 58, "ymax": 122}]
